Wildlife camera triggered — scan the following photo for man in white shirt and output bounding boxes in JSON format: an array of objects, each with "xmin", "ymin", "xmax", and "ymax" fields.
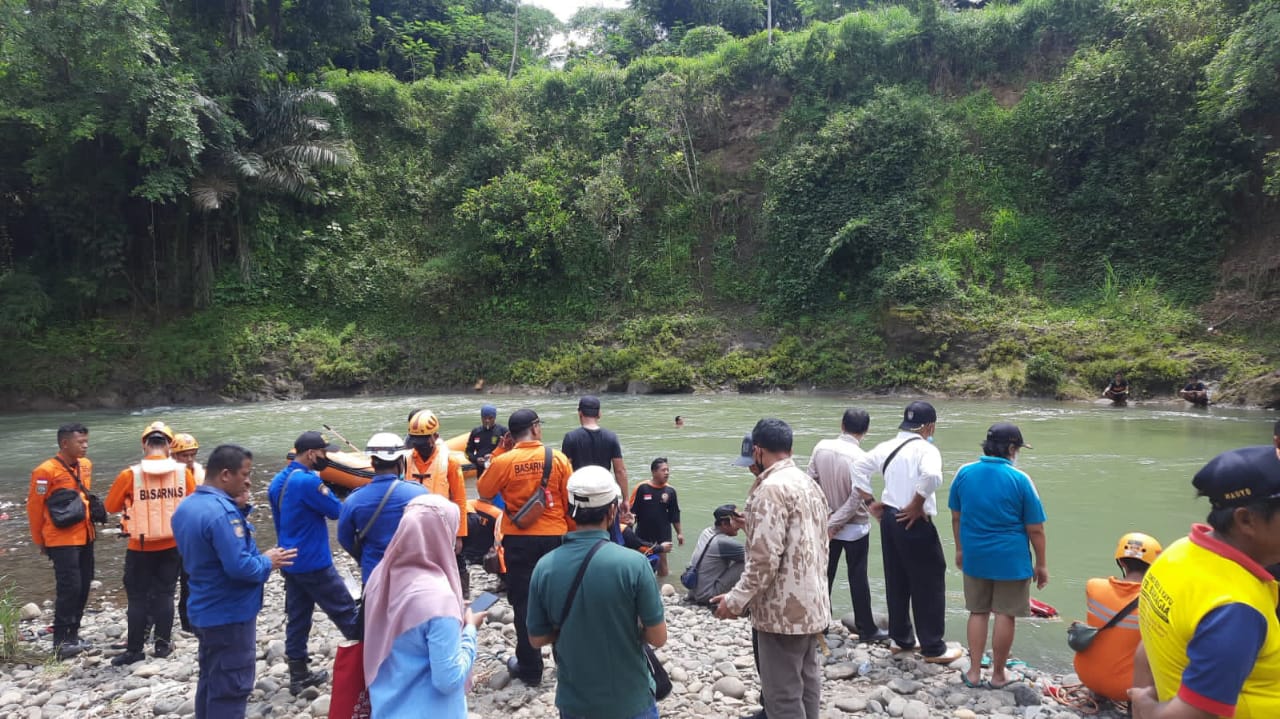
[
  {"xmin": 848, "ymin": 401, "xmax": 962, "ymax": 663},
  {"xmin": 809, "ymin": 408, "xmax": 888, "ymax": 644}
]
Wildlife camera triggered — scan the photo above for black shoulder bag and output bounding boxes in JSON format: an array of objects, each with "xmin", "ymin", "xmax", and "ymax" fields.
[
  {"xmin": 559, "ymin": 539, "xmax": 672, "ymax": 701},
  {"xmin": 48, "ymin": 457, "xmax": 107, "ymax": 528},
  {"xmin": 1066, "ymin": 597, "xmax": 1139, "ymax": 652},
  {"xmin": 352, "ymin": 479, "xmax": 400, "ymax": 560},
  {"xmin": 680, "ymin": 537, "xmax": 713, "ymax": 591}
]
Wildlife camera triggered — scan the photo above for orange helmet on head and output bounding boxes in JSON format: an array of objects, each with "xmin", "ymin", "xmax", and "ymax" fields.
[
  {"xmin": 171, "ymin": 433, "xmax": 199, "ymax": 453},
  {"xmin": 141, "ymin": 421, "xmax": 175, "ymax": 444},
  {"xmin": 407, "ymin": 409, "xmax": 441, "ymax": 437},
  {"xmin": 1115, "ymin": 532, "xmax": 1162, "ymax": 571}
]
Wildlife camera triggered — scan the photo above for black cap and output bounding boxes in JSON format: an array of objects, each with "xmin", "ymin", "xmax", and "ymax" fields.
[
  {"xmin": 732, "ymin": 434, "xmax": 755, "ymax": 467},
  {"xmin": 986, "ymin": 422, "xmax": 1031, "ymax": 449},
  {"xmin": 899, "ymin": 401, "xmax": 937, "ymax": 430},
  {"xmin": 578, "ymin": 395, "xmax": 601, "ymax": 417},
  {"xmin": 295, "ymin": 431, "xmax": 339, "ymax": 452},
  {"xmin": 1193, "ymin": 446, "xmax": 1280, "ymax": 509},
  {"xmin": 508, "ymin": 409, "xmax": 540, "ymax": 436},
  {"xmin": 713, "ymin": 504, "xmax": 742, "ymax": 522}
]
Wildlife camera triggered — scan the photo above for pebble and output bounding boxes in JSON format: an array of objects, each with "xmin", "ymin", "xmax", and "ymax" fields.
[
  {"xmin": 712, "ymin": 676, "xmax": 747, "ymax": 699},
  {"xmin": 20, "ymin": 603, "xmax": 41, "ymax": 621}
]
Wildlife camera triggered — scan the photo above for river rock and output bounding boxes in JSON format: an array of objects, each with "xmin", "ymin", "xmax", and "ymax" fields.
[
  {"xmin": 835, "ymin": 695, "xmax": 868, "ymax": 712},
  {"xmin": 660, "ymin": 584, "xmax": 676, "ymax": 597},
  {"xmin": 20, "ymin": 603, "xmax": 41, "ymax": 621},
  {"xmin": 153, "ymin": 696, "xmax": 184, "ymax": 715},
  {"xmin": 954, "ymin": 710, "xmax": 978, "ymax": 719},
  {"xmin": 1011, "ymin": 683, "xmax": 1042, "ymax": 706},
  {"xmin": 265, "ymin": 639, "xmax": 286, "ymax": 661},
  {"xmin": 888, "ymin": 677, "xmax": 922, "ymax": 694},
  {"xmin": 712, "ymin": 676, "xmax": 746, "ymax": 699},
  {"xmin": 824, "ymin": 663, "xmax": 857, "ymax": 680},
  {"xmin": 887, "ymin": 696, "xmax": 907, "ymax": 716},
  {"xmin": 311, "ymin": 694, "xmax": 330, "ymax": 716},
  {"xmin": 714, "ymin": 661, "xmax": 738, "ymax": 677}
]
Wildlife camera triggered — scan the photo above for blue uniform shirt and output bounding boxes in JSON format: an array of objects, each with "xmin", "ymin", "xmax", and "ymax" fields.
[
  {"xmin": 268, "ymin": 461, "xmax": 342, "ymax": 574},
  {"xmin": 172, "ymin": 485, "xmax": 273, "ymax": 628},
  {"xmin": 337, "ymin": 474, "xmax": 428, "ymax": 583}
]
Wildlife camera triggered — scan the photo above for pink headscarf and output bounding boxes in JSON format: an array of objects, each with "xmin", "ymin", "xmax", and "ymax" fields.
[{"xmin": 362, "ymin": 494, "xmax": 465, "ymax": 686}]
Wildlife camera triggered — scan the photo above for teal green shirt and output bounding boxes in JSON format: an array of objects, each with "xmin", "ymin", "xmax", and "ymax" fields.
[{"xmin": 528, "ymin": 529, "xmax": 665, "ymax": 719}]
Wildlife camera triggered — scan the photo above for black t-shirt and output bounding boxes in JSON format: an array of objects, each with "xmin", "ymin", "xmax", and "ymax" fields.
[
  {"xmin": 630, "ymin": 482, "xmax": 680, "ymax": 543},
  {"xmin": 466, "ymin": 423, "xmax": 508, "ymax": 466},
  {"xmin": 560, "ymin": 427, "xmax": 622, "ymax": 471},
  {"xmin": 1107, "ymin": 380, "xmax": 1129, "ymax": 393},
  {"xmin": 1183, "ymin": 382, "xmax": 1206, "ymax": 392}
]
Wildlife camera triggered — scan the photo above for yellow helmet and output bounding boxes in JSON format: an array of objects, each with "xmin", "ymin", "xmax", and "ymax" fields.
[
  {"xmin": 171, "ymin": 433, "xmax": 199, "ymax": 453},
  {"xmin": 1115, "ymin": 532, "xmax": 1162, "ymax": 568},
  {"xmin": 141, "ymin": 421, "xmax": 175, "ymax": 443},
  {"xmin": 407, "ymin": 409, "xmax": 440, "ymax": 437}
]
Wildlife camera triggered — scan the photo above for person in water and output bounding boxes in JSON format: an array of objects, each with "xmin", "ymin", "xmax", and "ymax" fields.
[
  {"xmin": 1179, "ymin": 375, "xmax": 1209, "ymax": 405},
  {"xmin": 1104, "ymin": 372, "xmax": 1130, "ymax": 404}
]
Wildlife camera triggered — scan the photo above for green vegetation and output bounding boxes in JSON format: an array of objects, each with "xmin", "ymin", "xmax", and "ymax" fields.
[{"xmin": 1, "ymin": 0, "xmax": 1277, "ymax": 406}]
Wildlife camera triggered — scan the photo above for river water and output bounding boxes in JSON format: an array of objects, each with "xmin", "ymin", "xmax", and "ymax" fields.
[{"xmin": 0, "ymin": 393, "xmax": 1273, "ymax": 671}]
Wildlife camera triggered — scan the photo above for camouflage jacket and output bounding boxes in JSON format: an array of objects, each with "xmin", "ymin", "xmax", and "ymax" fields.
[{"xmin": 723, "ymin": 457, "xmax": 832, "ymax": 634}]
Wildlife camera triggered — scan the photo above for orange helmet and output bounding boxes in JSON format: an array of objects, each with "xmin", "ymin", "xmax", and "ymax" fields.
[
  {"xmin": 1115, "ymin": 532, "xmax": 1162, "ymax": 568},
  {"xmin": 171, "ymin": 433, "xmax": 199, "ymax": 453},
  {"xmin": 141, "ymin": 421, "xmax": 175, "ymax": 443},
  {"xmin": 407, "ymin": 409, "xmax": 440, "ymax": 437}
]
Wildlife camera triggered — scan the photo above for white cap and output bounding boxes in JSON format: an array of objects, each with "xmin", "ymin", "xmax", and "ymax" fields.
[
  {"xmin": 566, "ymin": 466, "xmax": 621, "ymax": 509},
  {"xmin": 365, "ymin": 432, "xmax": 406, "ymax": 461}
]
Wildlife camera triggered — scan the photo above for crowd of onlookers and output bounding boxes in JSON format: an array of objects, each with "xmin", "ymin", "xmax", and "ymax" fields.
[{"xmin": 25, "ymin": 403, "xmax": 1280, "ymax": 719}]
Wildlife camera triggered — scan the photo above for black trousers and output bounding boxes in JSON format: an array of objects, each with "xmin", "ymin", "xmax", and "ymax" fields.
[
  {"xmin": 502, "ymin": 534, "xmax": 563, "ymax": 682},
  {"xmin": 123, "ymin": 547, "xmax": 181, "ymax": 652},
  {"xmin": 828, "ymin": 534, "xmax": 878, "ymax": 637},
  {"xmin": 879, "ymin": 507, "xmax": 947, "ymax": 656},
  {"xmin": 194, "ymin": 620, "xmax": 255, "ymax": 719},
  {"xmin": 47, "ymin": 543, "xmax": 94, "ymax": 645}
]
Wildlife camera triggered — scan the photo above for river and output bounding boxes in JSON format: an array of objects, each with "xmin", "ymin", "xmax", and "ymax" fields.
[{"xmin": 0, "ymin": 393, "xmax": 1272, "ymax": 671}]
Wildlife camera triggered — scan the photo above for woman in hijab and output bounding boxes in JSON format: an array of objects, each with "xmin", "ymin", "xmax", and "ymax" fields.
[{"xmin": 363, "ymin": 494, "xmax": 486, "ymax": 718}]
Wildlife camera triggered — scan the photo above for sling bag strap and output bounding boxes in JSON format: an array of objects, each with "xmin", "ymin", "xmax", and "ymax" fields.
[
  {"xmin": 355, "ymin": 479, "xmax": 400, "ymax": 554},
  {"xmin": 881, "ymin": 436, "xmax": 924, "ymax": 475},
  {"xmin": 688, "ymin": 533, "xmax": 714, "ymax": 576},
  {"xmin": 55, "ymin": 456, "xmax": 87, "ymax": 498},
  {"xmin": 55, "ymin": 455, "xmax": 100, "ymax": 530},
  {"xmin": 1097, "ymin": 597, "xmax": 1140, "ymax": 633},
  {"xmin": 542, "ymin": 445, "xmax": 552, "ymax": 484},
  {"xmin": 557, "ymin": 539, "xmax": 609, "ymax": 629}
]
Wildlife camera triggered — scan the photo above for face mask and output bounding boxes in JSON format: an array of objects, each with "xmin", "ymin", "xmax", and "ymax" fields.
[
  {"xmin": 926, "ymin": 436, "xmax": 935, "ymax": 444},
  {"xmin": 313, "ymin": 456, "xmax": 330, "ymax": 471}
]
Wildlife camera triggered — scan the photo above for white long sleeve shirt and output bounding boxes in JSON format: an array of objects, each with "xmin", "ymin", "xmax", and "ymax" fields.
[{"xmin": 847, "ymin": 431, "xmax": 944, "ymax": 516}]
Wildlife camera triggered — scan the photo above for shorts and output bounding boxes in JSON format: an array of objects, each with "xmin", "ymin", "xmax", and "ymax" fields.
[{"xmin": 963, "ymin": 574, "xmax": 1031, "ymax": 617}]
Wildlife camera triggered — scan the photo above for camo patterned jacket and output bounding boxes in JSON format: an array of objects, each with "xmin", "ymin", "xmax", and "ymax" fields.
[{"xmin": 723, "ymin": 457, "xmax": 832, "ymax": 635}]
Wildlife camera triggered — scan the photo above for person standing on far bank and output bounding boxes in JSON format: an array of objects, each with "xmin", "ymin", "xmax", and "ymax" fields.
[
  {"xmin": 27, "ymin": 422, "xmax": 97, "ymax": 660},
  {"xmin": 173, "ymin": 445, "xmax": 297, "ymax": 719},
  {"xmin": 713, "ymin": 419, "xmax": 831, "ymax": 719},
  {"xmin": 811, "ymin": 408, "xmax": 887, "ymax": 644},
  {"xmin": 103, "ymin": 421, "xmax": 196, "ymax": 666},
  {"xmin": 849, "ymin": 401, "xmax": 963, "ymax": 663}
]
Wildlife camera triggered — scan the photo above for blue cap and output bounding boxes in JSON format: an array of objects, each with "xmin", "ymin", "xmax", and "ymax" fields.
[{"xmin": 481, "ymin": 404, "xmax": 497, "ymax": 418}]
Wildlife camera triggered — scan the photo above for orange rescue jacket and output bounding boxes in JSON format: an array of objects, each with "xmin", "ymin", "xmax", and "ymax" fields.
[
  {"xmin": 28, "ymin": 455, "xmax": 95, "ymax": 547},
  {"xmin": 407, "ymin": 446, "xmax": 468, "ymax": 537},
  {"xmin": 105, "ymin": 456, "xmax": 196, "ymax": 551},
  {"xmin": 1073, "ymin": 576, "xmax": 1143, "ymax": 702},
  {"xmin": 476, "ymin": 440, "xmax": 574, "ymax": 537}
]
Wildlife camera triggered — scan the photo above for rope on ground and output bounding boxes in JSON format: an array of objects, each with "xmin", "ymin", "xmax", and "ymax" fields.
[{"xmin": 1044, "ymin": 683, "xmax": 1101, "ymax": 715}]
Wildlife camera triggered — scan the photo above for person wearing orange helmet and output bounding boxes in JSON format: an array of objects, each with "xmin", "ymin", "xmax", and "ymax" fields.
[
  {"xmin": 1073, "ymin": 532, "xmax": 1162, "ymax": 703},
  {"xmin": 103, "ymin": 421, "xmax": 197, "ymax": 665},
  {"xmin": 404, "ymin": 409, "xmax": 470, "ymax": 595},
  {"xmin": 171, "ymin": 432, "xmax": 201, "ymax": 634}
]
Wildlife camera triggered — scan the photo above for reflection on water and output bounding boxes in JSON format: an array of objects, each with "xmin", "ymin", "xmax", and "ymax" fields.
[{"xmin": 0, "ymin": 394, "xmax": 1272, "ymax": 671}]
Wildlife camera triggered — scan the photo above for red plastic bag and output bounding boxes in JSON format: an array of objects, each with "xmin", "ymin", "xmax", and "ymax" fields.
[{"xmin": 329, "ymin": 640, "xmax": 371, "ymax": 719}]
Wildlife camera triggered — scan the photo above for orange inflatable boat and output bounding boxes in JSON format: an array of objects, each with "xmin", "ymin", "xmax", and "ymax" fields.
[{"xmin": 290, "ymin": 432, "xmax": 476, "ymax": 495}]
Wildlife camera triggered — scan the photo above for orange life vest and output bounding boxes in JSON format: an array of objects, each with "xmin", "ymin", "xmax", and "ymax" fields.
[
  {"xmin": 407, "ymin": 446, "xmax": 450, "ymax": 495},
  {"xmin": 123, "ymin": 458, "xmax": 186, "ymax": 544}
]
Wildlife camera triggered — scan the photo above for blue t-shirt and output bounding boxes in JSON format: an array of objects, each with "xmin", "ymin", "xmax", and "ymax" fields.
[
  {"xmin": 948, "ymin": 456, "xmax": 1046, "ymax": 581},
  {"xmin": 268, "ymin": 461, "xmax": 343, "ymax": 574},
  {"xmin": 337, "ymin": 474, "xmax": 428, "ymax": 583}
]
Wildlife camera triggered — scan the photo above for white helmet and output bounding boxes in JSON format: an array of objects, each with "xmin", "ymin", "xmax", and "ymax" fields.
[
  {"xmin": 365, "ymin": 432, "xmax": 406, "ymax": 461},
  {"xmin": 567, "ymin": 465, "xmax": 621, "ymax": 509}
]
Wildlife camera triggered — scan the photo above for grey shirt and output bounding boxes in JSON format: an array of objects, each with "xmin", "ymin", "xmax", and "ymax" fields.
[{"xmin": 689, "ymin": 526, "xmax": 746, "ymax": 604}]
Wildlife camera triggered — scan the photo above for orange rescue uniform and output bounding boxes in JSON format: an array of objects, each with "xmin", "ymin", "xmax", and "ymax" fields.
[
  {"xmin": 1073, "ymin": 576, "xmax": 1142, "ymax": 702},
  {"xmin": 476, "ymin": 440, "xmax": 575, "ymax": 537},
  {"xmin": 105, "ymin": 455, "xmax": 197, "ymax": 552},
  {"xmin": 28, "ymin": 456, "xmax": 95, "ymax": 547},
  {"xmin": 406, "ymin": 446, "xmax": 468, "ymax": 538}
]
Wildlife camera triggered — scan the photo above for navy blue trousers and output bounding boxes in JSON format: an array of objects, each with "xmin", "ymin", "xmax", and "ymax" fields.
[
  {"xmin": 194, "ymin": 619, "xmax": 256, "ymax": 719},
  {"xmin": 284, "ymin": 565, "xmax": 360, "ymax": 660}
]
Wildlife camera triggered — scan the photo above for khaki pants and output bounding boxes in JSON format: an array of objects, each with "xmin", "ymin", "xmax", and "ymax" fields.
[{"xmin": 756, "ymin": 630, "xmax": 821, "ymax": 719}]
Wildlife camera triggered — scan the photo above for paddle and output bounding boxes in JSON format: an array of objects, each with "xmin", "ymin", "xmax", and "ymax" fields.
[{"xmin": 322, "ymin": 423, "xmax": 362, "ymax": 453}]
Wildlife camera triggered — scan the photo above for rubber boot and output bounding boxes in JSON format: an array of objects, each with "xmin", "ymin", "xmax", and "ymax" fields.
[{"xmin": 288, "ymin": 658, "xmax": 329, "ymax": 695}]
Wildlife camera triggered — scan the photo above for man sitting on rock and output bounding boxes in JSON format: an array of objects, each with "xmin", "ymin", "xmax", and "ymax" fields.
[{"xmin": 685, "ymin": 504, "xmax": 746, "ymax": 605}]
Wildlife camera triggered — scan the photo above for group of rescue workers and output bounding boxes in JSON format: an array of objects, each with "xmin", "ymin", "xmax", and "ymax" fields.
[{"xmin": 24, "ymin": 406, "xmax": 1280, "ymax": 719}]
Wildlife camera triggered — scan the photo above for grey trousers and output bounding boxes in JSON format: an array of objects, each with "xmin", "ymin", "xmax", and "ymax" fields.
[{"xmin": 756, "ymin": 630, "xmax": 821, "ymax": 719}]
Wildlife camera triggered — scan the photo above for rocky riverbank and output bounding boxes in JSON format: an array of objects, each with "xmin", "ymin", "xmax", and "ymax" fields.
[{"xmin": 2, "ymin": 563, "xmax": 1125, "ymax": 719}]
